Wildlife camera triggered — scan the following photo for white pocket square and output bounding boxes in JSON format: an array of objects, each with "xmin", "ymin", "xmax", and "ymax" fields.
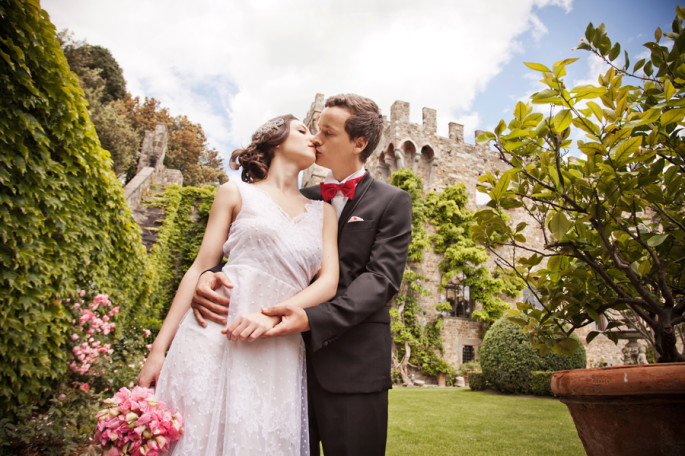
[{"xmin": 347, "ymin": 216, "xmax": 364, "ymax": 222}]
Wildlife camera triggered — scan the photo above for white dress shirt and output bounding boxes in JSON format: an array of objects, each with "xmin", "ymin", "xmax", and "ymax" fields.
[{"xmin": 323, "ymin": 168, "xmax": 366, "ymax": 219}]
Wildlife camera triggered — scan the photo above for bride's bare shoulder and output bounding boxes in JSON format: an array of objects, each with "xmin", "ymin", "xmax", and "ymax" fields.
[{"xmin": 213, "ymin": 181, "xmax": 242, "ymax": 211}]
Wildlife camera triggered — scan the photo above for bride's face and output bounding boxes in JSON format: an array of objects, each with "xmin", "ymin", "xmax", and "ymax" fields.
[{"xmin": 276, "ymin": 120, "xmax": 316, "ymax": 169}]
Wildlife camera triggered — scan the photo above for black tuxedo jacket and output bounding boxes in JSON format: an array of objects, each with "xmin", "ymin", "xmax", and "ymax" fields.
[{"xmin": 301, "ymin": 173, "xmax": 412, "ymax": 394}]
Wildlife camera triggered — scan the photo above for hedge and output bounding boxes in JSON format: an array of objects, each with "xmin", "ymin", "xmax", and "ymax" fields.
[
  {"xmin": 0, "ymin": 0, "xmax": 150, "ymax": 416},
  {"xmin": 529, "ymin": 371, "xmax": 555, "ymax": 396},
  {"xmin": 467, "ymin": 372, "xmax": 487, "ymax": 391},
  {"xmin": 479, "ymin": 318, "xmax": 586, "ymax": 394}
]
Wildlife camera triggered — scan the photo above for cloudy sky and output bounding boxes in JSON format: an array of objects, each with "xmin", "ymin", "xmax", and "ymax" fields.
[{"xmin": 43, "ymin": 0, "xmax": 677, "ymax": 173}]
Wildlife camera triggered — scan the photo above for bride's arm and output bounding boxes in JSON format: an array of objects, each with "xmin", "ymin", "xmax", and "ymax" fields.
[
  {"xmin": 137, "ymin": 182, "xmax": 241, "ymax": 387},
  {"xmin": 224, "ymin": 203, "xmax": 338, "ymax": 341}
]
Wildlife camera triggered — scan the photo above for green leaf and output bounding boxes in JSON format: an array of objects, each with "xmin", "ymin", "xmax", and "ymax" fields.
[
  {"xmin": 612, "ymin": 136, "xmax": 642, "ymax": 167},
  {"xmin": 608, "ymin": 42, "xmax": 621, "ymax": 61},
  {"xmin": 531, "ymin": 89, "xmax": 562, "ymax": 104},
  {"xmin": 548, "ymin": 211, "xmax": 570, "ymax": 240},
  {"xmin": 647, "ymin": 233, "xmax": 668, "ymax": 247},
  {"xmin": 586, "ymin": 331, "xmax": 601, "ymax": 344},
  {"xmin": 633, "ymin": 58, "xmax": 646, "ymax": 73},
  {"xmin": 661, "ymin": 108, "xmax": 685, "ymax": 126},
  {"xmin": 586, "ymin": 101, "xmax": 604, "ymax": 121},
  {"xmin": 570, "ymin": 85, "xmax": 607, "ymax": 101},
  {"xmin": 494, "ymin": 119, "xmax": 507, "ymax": 137},
  {"xmin": 664, "ymin": 79, "xmax": 675, "ymax": 101},
  {"xmin": 553, "ymin": 109, "xmax": 573, "ymax": 133},
  {"xmin": 490, "ymin": 173, "xmax": 511, "ymax": 202},
  {"xmin": 524, "ymin": 62, "xmax": 552, "ymax": 73},
  {"xmin": 514, "ymin": 101, "xmax": 528, "ymax": 121},
  {"xmin": 554, "ymin": 337, "xmax": 581, "ymax": 356},
  {"xmin": 476, "ymin": 131, "xmax": 495, "ymax": 145}
]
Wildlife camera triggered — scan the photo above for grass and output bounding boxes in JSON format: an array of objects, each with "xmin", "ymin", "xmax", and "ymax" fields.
[{"xmin": 387, "ymin": 387, "xmax": 585, "ymax": 456}]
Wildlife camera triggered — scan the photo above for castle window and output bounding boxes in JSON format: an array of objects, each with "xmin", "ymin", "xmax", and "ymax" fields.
[
  {"xmin": 402, "ymin": 141, "xmax": 416, "ymax": 166},
  {"xmin": 445, "ymin": 279, "xmax": 475, "ymax": 319},
  {"xmin": 463, "ymin": 345, "xmax": 475, "ymax": 363}
]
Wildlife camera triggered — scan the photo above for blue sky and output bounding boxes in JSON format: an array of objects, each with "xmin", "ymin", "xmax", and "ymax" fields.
[
  {"xmin": 43, "ymin": 0, "xmax": 679, "ymax": 176},
  {"xmin": 477, "ymin": 0, "xmax": 679, "ymax": 130}
]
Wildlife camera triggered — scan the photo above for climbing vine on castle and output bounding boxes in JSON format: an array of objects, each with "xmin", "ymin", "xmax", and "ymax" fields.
[{"xmin": 390, "ymin": 169, "xmax": 522, "ymax": 384}]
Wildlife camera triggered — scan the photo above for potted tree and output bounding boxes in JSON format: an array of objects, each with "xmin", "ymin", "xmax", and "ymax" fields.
[{"xmin": 473, "ymin": 7, "xmax": 685, "ymax": 456}]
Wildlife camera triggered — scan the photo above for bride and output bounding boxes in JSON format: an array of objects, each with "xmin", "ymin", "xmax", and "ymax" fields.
[{"xmin": 137, "ymin": 114, "xmax": 338, "ymax": 455}]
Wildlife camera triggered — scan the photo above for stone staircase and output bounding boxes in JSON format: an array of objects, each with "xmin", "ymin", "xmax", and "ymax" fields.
[{"xmin": 131, "ymin": 188, "xmax": 166, "ymax": 252}]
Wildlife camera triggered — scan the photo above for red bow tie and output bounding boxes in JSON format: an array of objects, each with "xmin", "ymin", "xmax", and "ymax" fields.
[{"xmin": 320, "ymin": 175, "xmax": 364, "ymax": 201}]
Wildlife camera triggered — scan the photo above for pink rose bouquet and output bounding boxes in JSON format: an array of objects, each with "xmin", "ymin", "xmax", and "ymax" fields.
[{"xmin": 95, "ymin": 386, "xmax": 183, "ymax": 456}]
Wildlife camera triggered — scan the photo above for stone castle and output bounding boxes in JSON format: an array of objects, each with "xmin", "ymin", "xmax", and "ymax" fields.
[{"xmin": 301, "ymin": 93, "xmax": 628, "ymax": 377}]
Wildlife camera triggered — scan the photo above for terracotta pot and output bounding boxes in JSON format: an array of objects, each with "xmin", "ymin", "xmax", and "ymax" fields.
[{"xmin": 551, "ymin": 363, "xmax": 685, "ymax": 456}]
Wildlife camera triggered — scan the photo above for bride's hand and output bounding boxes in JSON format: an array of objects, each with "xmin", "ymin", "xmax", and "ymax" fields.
[
  {"xmin": 137, "ymin": 350, "xmax": 165, "ymax": 388},
  {"xmin": 222, "ymin": 312, "xmax": 280, "ymax": 342}
]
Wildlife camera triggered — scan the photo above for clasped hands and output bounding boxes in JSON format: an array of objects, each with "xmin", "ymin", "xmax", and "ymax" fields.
[{"xmin": 192, "ymin": 271, "xmax": 309, "ymax": 342}]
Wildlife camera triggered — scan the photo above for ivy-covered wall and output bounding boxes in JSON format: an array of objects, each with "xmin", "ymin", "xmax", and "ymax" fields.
[
  {"xmin": 389, "ymin": 169, "xmax": 522, "ymax": 383},
  {"xmin": 0, "ymin": 0, "xmax": 150, "ymax": 416},
  {"xmin": 146, "ymin": 185, "xmax": 218, "ymax": 321}
]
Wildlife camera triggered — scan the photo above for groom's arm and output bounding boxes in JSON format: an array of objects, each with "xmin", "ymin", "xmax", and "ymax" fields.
[{"xmin": 303, "ymin": 189, "xmax": 412, "ymax": 351}]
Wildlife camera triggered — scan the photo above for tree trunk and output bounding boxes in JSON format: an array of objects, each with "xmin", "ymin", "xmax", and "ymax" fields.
[
  {"xmin": 397, "ymin": 340, "xmax": 413, "ymax": 385},
  {"xmin": 654, "ymin": 324, "xmax": 685, "ymax": 363}
]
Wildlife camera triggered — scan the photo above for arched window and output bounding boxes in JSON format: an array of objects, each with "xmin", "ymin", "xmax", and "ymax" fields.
[
  {"xmin": 401, "ymin": 141, "xmax": 416, "ymax": 169},
  {"xmin": 418, "ymin": 145, "xmax": 435, "ymax": 186}
]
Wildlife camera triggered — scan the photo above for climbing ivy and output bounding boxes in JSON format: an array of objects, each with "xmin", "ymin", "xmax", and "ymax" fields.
[
  {"xmin": 391, "ymin": 170, "xmax": 454, "ymax": 382},
  {"xmin": 390, "ymin": 168, "xmax": 522, "ymax": 382},
  {"xmin": 146, "ymin": 185, "xmax": 218, "ymax": 321},
  {"xmin": 426, "ymin": 183, "xmax": 522, "ymax": 322},
  {"xmin": 0, "ymin": 0, "xmax": 150, "ymax": 417}
]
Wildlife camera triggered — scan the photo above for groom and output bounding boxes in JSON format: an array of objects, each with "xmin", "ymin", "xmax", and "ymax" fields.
[{"xmin": 192, "ymin": 93, "xmax": 412, "ymax": 455}]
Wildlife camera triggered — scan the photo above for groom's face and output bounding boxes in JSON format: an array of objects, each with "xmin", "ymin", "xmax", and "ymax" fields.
[{"xmin": 313, "ymin": 106, "xmax": 360, "ymax": 173}]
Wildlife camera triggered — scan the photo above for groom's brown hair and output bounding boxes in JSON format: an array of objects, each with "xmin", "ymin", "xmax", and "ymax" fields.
[{"xmin": 325, "ymin": 94, "xmax": 384, "ymax": 162}]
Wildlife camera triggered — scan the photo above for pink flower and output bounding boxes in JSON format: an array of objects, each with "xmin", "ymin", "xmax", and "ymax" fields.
[
  {"xmin": 96, "ymin": 387, "xmax": 183, "ymax": 455},
  {"xmin": 143, "ymin": 329, "xmax": 151, "ymax": 338},
  {"xmin": 70, "ymin": 333, "xmax": 79, "ymax": 341},
  {"xmin": 79, "ymin": 289, "xmax": 86, "ymax": 297},
  {"xmin": 57, "ymin": 393, "xmax": 67, "ymax": 401},
  {"xmin": 79, "ymin": 383, "xmax": 90, "ymax": 392}
]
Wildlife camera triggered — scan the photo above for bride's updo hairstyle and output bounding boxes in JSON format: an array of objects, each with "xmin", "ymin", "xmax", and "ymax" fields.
[{"xmin": 230, "ymin": 114, "xmax": 298, "ymax": 183}]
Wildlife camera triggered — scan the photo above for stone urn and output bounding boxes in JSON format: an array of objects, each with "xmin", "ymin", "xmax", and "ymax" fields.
[{"xmin": 551, "ymin": 363, "xmax": 685, "ymax": 456}]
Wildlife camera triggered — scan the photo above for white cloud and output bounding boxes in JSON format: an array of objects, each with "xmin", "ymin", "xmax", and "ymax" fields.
[
  {"xmin": 529, "ymin": 14, "xmax": 549, "ymax": 41},
  {"xmin": 43, "ymin": 0, "xmax": 572, "ymax": 161}
]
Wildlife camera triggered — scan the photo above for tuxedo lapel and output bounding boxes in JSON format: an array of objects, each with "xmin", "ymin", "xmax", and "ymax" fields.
[{"xmin": 338, "ymin": 173, "xmax": 373, "ymax": 237}]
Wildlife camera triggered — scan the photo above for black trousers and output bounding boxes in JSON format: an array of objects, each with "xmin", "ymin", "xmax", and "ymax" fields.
[{"xmin": 308, "ymin": 373, "xmax": 388, "ymax": 456}]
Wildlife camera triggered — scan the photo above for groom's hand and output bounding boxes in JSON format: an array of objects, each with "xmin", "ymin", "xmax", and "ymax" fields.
[
  {"xmin": 191, "ymin": 271, "xmax": 233, "ymax": 327},
  {"xmin": 261, "ymin": 304, "xmax": 310, "ymax": 337}
]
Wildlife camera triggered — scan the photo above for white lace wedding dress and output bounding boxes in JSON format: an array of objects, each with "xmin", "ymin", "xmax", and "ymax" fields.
[{"xmin": 154, "ymin": 181, "xmax": 323, "ymax": 455}]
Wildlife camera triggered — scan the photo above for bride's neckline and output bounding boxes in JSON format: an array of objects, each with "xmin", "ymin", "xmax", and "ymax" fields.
[{"xmin": 246, "ymin": 183, "xmax": 314, "ymax": 223}]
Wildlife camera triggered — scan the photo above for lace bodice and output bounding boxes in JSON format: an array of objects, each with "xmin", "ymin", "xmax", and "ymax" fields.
[{"xmin": 222, "ymin": 182, "xmax": 323, "ymax": 292}]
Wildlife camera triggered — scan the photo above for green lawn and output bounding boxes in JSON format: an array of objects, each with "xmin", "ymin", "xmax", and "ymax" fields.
[{"xmin": 387, "ymin": 388, "xmax": 585, "ymax": 456}]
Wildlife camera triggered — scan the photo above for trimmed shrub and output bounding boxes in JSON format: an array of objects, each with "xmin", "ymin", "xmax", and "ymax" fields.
[
  {"xmin": 529, "ymin": 371, "xmax": 555, "ymax": 396},
  {"xmin": 467, "ymin": 372, "xmax": 487, "ymax": 391},
  {"xmin": 479, "ymin": 318, "xmax": 586, "ymax": 394},
  {"xmin": 0, "ymin": 0, "xmax": 150, "ymax": 417}
]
